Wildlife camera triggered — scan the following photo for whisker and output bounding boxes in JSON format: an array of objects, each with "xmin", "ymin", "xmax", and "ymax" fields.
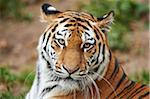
[
  {"xmin": 47, "ymin": 70, "xmax": 62, "ymax": 82},
  {"xmin": 87, "ymin": 85, "xmax": 91, "ymax": 99},
  {"xmin": 86, "ymin": 79, "xmax": 93, "ymax": 99},
  {"xmin": 23, "ymin": 70, "xmax": 35, "ymax": 87},
  {"xmin": 86, "ymin": 75, "xmax": 100, "ymax": 99},
  {"xmin": 80, "ymin": 80, "xmax": 85, "ymax": 99},
  {"xmin": 84, "ymin": 86, "xmax": 88, "ymax": 99},
  {"xmin": 89, "ymin": 83, "xmax": 94, "ymax": 99},
  {"xmin": 80, "ymin": 79, "xmax": 87, "ymax": 99},
  {"xmin": 84, "ymin": 77, "xmax": 92, "ymax": 99},
  {"xmin": 81, "ymin": 78, "xmax": 85, "ymax": 91},
  {"xmin": 73, "ymin": 89, "xmax": 76, "ymax": 99},
  {"xmin": 92, "ymin": 71, "xmax": 118, "ymax": 98}
]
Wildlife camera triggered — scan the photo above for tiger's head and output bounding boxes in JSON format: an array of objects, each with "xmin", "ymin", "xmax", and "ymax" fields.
[{"xmin": 38, "ymin": 3, "xmax": 114, "ymax": 94}]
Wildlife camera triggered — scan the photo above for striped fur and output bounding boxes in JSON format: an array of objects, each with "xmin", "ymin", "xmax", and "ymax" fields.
[{"xmin": 26, "ymin": 3, "xmax": 150, "ymax": 99}]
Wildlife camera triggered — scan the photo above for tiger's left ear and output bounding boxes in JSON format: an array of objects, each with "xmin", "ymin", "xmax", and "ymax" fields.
[
  {"xmin": 97, "ymin": 11, "xmax": 114, "ymax": 33},
  {"xmin": 40, "ymin": 3, "xmax": 61, "ymax": 23}
]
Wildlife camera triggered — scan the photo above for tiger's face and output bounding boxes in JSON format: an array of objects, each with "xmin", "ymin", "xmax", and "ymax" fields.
[{"xmin": 39, "ymin": 3, "xmax": 114, "ymax": 93}]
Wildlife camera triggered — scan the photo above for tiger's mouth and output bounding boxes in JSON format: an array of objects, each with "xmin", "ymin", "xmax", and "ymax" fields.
[
  {"xmin": 50, "ymin": 70, "xmax": 97, "ymax": 87},
  {"xmin": 45, "ymin": 64, "xmax": 101, "ymax": 93},
  {"xmin": 42, "ymin": 68, "xmax": 101, "ymax": 97},
  {"xmin": 57, "ymin": 75, "xmax": 90, "ymax": 91}
]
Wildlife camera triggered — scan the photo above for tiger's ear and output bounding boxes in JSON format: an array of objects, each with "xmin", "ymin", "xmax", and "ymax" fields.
[
  {"xmin": 97, "ymin": 11, "xmax": 114, "ymax": 33},
  {"xmin": 40, "ymin": 3, "xmax": 61, "ymax": 23}
]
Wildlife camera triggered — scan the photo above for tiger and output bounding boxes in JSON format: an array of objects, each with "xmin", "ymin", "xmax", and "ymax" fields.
[{"xmin": 26, "ymin": 3, "xmax": 150, "ymax": 99}]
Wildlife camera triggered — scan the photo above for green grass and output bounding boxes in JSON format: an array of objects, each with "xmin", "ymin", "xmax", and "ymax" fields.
[
  {"xmin": 0, "ymin": 0, "xmax": 33, "ymax": 21},
  {"xmin": 0, "ymin": 67, "xmax": 35, "ymax": 99},
  {"xmin": 0, "ymin": 67, "xmax": 149, "ymax": 98},
  {"xmin": 130, "ymin": 70, "xmax": 150, "ymax": 85}
]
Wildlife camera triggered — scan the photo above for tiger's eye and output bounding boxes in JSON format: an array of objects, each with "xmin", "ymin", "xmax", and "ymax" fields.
[
  {"xmin": 58, "ymin": 39, "xmax": 65, "ymax": 45},
  {"xmin": 83, "ymin": 43, "xmax": 91, "ymax": 48}
]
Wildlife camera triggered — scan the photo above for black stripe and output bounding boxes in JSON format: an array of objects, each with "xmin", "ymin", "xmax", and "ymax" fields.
[
  {"xmin": 120, "ymin": 81, "xmax": 136, "ymax": 98},
  {"xmin": 41, "ymin": 52, "xmax": 51, "ymax": 68},
  {"xmin": 97, "ymin": 16, "xmax": 104, "ymax": 21},
  {"xmin": 94, "ymin": 29, "xmax": 100, "ymax": 40},
  {"xmin": 94, "ymin": 43, "xmax": 101, "ymax": 65},
  {"xmin": 102, "ymin": 30, "xmax": 106, "ymax": 33},
  {"xmin": 87, "ymin": 38, "xmax": 94, "ymax": 41},
  {"xmin": 50, "ymin": 52, "xmax": 55, "ymax": 56},
  {"xmin": 113, "ymin": 81, "xmax": 135, "ymax": 98},
  {"xmin": 109, "ymin": 59, "xmax": 119, "ymax": 79},
  {"xmin": 127, "ymin": 85, "xmax": 146, "ymax": 98},
  {"xmin": 78, "ymin": 23, "xmax": 89, "ymax": 30},
  {"xmin": 77, "ymin": 27, "xmax": 80, "ymax": 34},
  {"xmin": 107, "ymin": 73, "xmax": 126, "ymax": 98},
  {"xmin": 100, "ymin": 44, "xmax": 105, "ymax": 64},
  {"xmin": 109, "ymin": 49, "xmax": 112, "ymax": 61},
  {"xmin": 94, "ymin": 26, "xmax": 104, "ymax": 41},
  {"xmin": 58, "ymin": 16, "xmax": 64, "ymax": 18},
  {"xmin": 86, "ymin": 45, "xmax": 95, "ymax": 52},
  {"xmin": 41, "ymin": 85, "xmax": 58, "ymax": 97},
  {"xmin": 73, "ymin": 17, "xmax": 85, "ymax": 22},
  {"xmin": 54, "ymin": 40, "xmax": 61, "ymax": 47},
  {"xmin": 84, "ymin": 20, "xmax": 93, "ymax": 28},
  {"xmin": 85, "ymin": 32, "xmax": 90, "ymax": 36},
  {"xmin": 52, "ymin": 24, "xmax": 58, "ymax": 32},
  {"xmin": 57, "ymin": 31, "xmax": 63, "ymax": 36},
  {"xmin": 93, "ymin": 66, "xmax": 100, "ymax": 72},
  {"xmin": 43, "ymin": 32, "xmax": 51, "ymax": 51},
  {"xmin": 55, "ymin": 70, "xmax": 63, "ymax": 74},
  {"xmin": 115, "ymin": 73, "xmax": 126, "ymax": 89},
  {"xmin": 62, "ymin": 29, "xmax": 68, "ymax": 32},
  {"xmin": 64, "ymin": 24, "xmax": 74, "ymax": 27},
  {"xmin": 92, "ymin": 49, "xmax": 96, "ymax": 54},
  {"xmin": 91, "ymin": 58, "xmax": 95, "ymax": 64},
  {"xmin": 59, "ymin": 18, "xmax": 69, "ymax": 23},
  {"xmin": 94, "ymin": 44, "xmax": 105, "ymax": 68},
  {"xmin": 139, "ymin": 91, "xmax": 150, "ymax": 99},
  {"xmin": 95, "ymin": 27, "xmax": 104, "ymax": 41},
  {"xmin": 51, "ymin": 45, "xmax": 54, "ymax": 49},
  {"xmin": 90, "ymin": 50, "xmax": 97, "ymax": 64},
  {"xmin": 42, "ymin": 32, "xmax": 47, "ymax": 43},
  {"xmin": 69, "ymin": 20, "xmax": 76, "ymax": 22},
  {"xmin": 89, "ymin": 14, "xmax": 95, "ymax": 21}
]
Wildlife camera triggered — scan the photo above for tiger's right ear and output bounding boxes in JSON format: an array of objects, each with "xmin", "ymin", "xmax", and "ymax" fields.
[{"xmin": 40, "ymin": 3, "xmax": 61, "ymax": 23}]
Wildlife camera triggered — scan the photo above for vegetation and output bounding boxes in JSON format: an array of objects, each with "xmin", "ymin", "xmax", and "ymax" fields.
[
  {"xmin": 82, "ymin": 0, "xmax": 149, "ymax": 51},
  {"xmin": 0, "ymin": 0, "xmax": 32, "ymax": 21},
  {"xmin": 130, "ymin": 70, "xmax": 150, "ymax": 85},
  {"xmin": 0, "ymin": 67, "xmax": 35, "ymax": 99}
]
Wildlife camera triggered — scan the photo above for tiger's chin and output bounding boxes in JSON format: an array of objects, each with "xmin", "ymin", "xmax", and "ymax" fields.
[
  {"xmin": 44, "ymin": 79, "xmax": 80, "ymax": 98},
  {"xmin": 58, "ymin": 78, "xmax": 80, "ymax": 92}
]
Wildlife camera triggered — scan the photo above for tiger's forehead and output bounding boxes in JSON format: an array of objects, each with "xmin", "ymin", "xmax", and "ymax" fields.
[{"xmin": 54, "ymin": 11, "xmax": 97, "ymax": 37}]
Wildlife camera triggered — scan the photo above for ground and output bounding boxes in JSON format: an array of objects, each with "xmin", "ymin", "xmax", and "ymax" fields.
[{"xmin": 0, "ymin": 0, "xmax": 149, "ymax": 76}]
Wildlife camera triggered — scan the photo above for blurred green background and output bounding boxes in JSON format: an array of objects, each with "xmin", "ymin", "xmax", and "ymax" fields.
[{"xmin": 0, "ymin": 0, "xmax": 149, "ymax": 98}]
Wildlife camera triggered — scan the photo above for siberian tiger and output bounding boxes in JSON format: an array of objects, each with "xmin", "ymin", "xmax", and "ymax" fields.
[{"xmin": 26, "ymin": 3, "xmax": 150, "ymax": 99}]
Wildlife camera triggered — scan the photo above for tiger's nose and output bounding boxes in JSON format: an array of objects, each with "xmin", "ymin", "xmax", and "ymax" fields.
[{"xmin": 63, "ymin": 65, "xmax": 79, "ymax": 74}]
